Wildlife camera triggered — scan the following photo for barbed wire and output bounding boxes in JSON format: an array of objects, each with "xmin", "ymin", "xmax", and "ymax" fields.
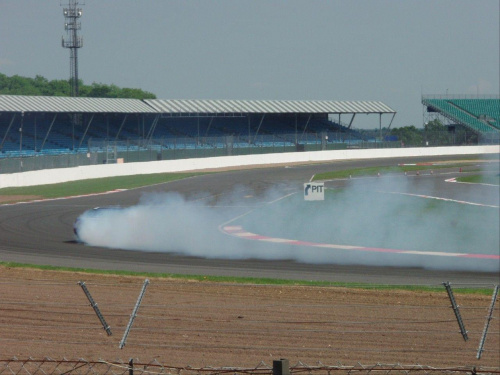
[
  {"xmin": 0, "ymin": 358, "xmax": 499, "ymax": 375},
  {"xmin": 1, "ymin": 307, "xmax": 496, "ymax": 328},
  {"xmin": 1, "ymin": 321, "xmax": 498, "ymax": 337},
  {"xmin": 2, "ymin": 298, "xmax": 498, "ymax": 312},
  {"xmin": 0, "ymin": 338, "xmax": 498, "ymax": 357},
  {"xmin": 1, "ymin": 279, "xmax": 497, "ymax": 289},
  {"xmin": 1, "ymin": 278, "xmax": 498, "ymax": 367}
]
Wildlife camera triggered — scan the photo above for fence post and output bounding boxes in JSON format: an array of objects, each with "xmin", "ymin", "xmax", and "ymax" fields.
[
  {"xmin": 128, "ymin": 358, "xmax": 134, "ymax": 375},
  {"xmin": 443, "ymin": 281, "xmax": 468, "ymax": 341},
  {"xmin": 78, "ymin": 281, "xmax": 112, "ymax": 336},
  {"xmin": 476, "ymin": 285, "xmax": 499, "ymax": 359},
  {"xmin": 273, "ymin": 359, "xmax": 290, "ymax": 375},
  {"xmin": 119, "ymin": 279, "xmax": 150, "ymax": 349}
]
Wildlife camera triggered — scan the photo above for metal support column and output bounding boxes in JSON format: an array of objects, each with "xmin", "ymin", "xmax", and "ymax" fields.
[
  {"xmin": 0, "ymin": 114, "xmax": 16, "ymax": 152},
  {"xmin": 300, "ymin": 114, "xmax": 312, "ymax": 140},
  {"xmin": 19, "ymin": 111, "xmax": 24, "ymax": 153},
  {"xmin": 205, "ymin": 116, "xmax": 214, "ymax": 137},
  {"xmin": 40, "ymin": 114, "xmax": 58, "ymax": 152},
  {"xmin": 379, "ymin": 113, "xmax": 382, "ymax": 140},
  {"xmin": 119, "ymin": 279, "xmax": 150, "ymax": 349},
  {"xmin": 248, "ymin": 115, "xmax": 251, "ymax": 145},
  {"xmin": 387, "ymin": 112, "xmax": 396, "ymax": 130},
  {"xmin": 477, "ymin": 285, "xmax": 499, "ymax": 359},
  {"xmin": 114, "ymin": 115, "xmax": 128, "ymax": 141},
  {"xmin": 146, "ymin": 115, "xmax": 160, "ymax": 143},
  {"xmin": 347, "ymin": 113, "xmax": 356, "ymax": 129},
  {"xmin": 78, "ymin": 113, "xmax": 94, "ymax": 151},
  {"xmin": 443, "ymin": 282, "xmax": 468, "ymax": 341},
  {"xmin": 34, "ymin": 116, "xmax": 37, "ymax": 152},
  {"xmin": 253, "ymin": 114, "xmax": 265, "ymax": 144},
  {"xmin": 78, "ymin": 281, "xmax": 112, "ymax": 336},
  {"xmin": 295, "ymin": 114, "xmax": 298, "ymax": 145}
]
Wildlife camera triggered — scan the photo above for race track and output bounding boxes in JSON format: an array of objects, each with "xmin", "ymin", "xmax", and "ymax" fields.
[{"xmin": 1, "ymin": 155, "xmax": 499, "ymax": 285}]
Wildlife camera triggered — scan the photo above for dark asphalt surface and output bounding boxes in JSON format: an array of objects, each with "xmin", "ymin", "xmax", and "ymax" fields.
[{"xmin": 1, "ymin": 154, "xmax": 499, "ymax": 285}]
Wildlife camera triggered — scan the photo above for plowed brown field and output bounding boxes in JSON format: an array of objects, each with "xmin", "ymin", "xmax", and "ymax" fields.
[{"xmin": 0, "ymin": 266, "xmax": 498, "ymax": 369}]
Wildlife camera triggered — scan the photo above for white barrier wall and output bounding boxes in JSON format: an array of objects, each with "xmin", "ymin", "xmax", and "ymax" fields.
[{"xmin": 1, "ymin": 145, "xmax": 498, "ymax": 188}]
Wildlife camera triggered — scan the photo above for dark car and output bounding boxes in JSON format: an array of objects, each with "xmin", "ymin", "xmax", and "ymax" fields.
[{"xmin": 73, "ymin": 206, "xmax": 122, "ymax": 242}]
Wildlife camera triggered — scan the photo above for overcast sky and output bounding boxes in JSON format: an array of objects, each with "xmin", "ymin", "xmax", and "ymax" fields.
[{"xmin": 1, "ymin": 0, "xmax": 498, "ymax": 128}]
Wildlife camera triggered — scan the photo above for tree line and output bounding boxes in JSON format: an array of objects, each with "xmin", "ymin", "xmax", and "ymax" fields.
[
  {"xmin": 358, "ymin": 119, "xmax": 477, "ymax": 146},
  {"xmin": 0, "ymin": 73, "xmax": 156, "ymax": 99},
  {"xmin": 389, "ymin": 119, "xmax": 477, "ymax": 146}
]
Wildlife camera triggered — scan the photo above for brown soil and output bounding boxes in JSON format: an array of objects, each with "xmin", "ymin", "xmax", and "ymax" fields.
[{"xmin": 0, "ymin": 266, "xmax": 498, "ymax": 369}]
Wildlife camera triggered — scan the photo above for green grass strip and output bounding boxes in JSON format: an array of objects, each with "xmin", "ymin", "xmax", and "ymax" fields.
[
  {"xmin": 313, "ymin": 164, "xmax": 471, "ymax": 181},
  {"xmin": 456, "ymin": 174, "xmax": 500, "ymax": 185},
  {"xmin": 0, "ymin": 262, "xmax": 493, "ymax": 295},
  {"xmin": 0, "ymin": 172, "xmax": 204, "ymax": 199}
]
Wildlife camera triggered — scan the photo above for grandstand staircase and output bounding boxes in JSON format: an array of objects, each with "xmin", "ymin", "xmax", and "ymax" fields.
[{"xmin": 105, "ymin": 143, "xmax": 117, "ymax": 164}]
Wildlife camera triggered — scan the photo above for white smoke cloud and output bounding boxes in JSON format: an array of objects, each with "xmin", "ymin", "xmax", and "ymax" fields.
[{"xmin": 75, "ymin": 174, "xmax": 499, "ymax": 272}]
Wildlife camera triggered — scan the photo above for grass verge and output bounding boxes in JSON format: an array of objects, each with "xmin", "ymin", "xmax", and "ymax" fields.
[
  {"xmin": 0, "ymin": 172, "xmax": 204, "ymax": 200},
  {"xmin": 313, "ymin": 164, "xmax": 469, "ymax": 181},
  {"xmin": 456, "ymin": 174, "xmax": 500, "ymax": 185},
  {"xmin": 0, "ymin": 262, "xmax": 494, "ymax": 295}
]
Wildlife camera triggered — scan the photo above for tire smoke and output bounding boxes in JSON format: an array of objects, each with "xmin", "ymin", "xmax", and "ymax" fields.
[{"xmin": 75, "ymin": 175, "xmax": 499, "ymax": 272}]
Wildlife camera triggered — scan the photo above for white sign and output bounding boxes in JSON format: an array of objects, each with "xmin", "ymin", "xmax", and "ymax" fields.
[{"xmin": 304, "ymin": 182, "xmax": 324, "ymax": 201}]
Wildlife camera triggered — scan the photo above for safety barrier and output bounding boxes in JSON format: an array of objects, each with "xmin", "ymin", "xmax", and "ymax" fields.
[{"xmin": 0, "ymin": 144, "xmax": 498, "ymax": 188}]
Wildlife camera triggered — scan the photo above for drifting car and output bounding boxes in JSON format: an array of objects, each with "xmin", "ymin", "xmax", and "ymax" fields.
[{"xmin": 73, "ymin": 206, "xmax": 122, "ymax": 242}]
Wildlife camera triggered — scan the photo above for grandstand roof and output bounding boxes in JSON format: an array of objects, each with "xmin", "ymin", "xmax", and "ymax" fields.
[
  {"xmin": 145, "ymin": 99, "xmax": 395, "ymax": 114},
  {"xmin": 0, "ymin": 95, "xmax": 157, "ymax": 113},
  {"xmin": 0, "ymin": 95, "xmax": 396, "ymax": 115}
]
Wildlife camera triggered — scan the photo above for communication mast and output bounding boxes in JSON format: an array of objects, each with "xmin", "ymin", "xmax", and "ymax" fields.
[{"xmin": 61, "ymin": 1, "xmax": 83, "ymax": 97}]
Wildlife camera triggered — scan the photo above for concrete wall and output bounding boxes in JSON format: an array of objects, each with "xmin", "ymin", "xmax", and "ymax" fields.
[{"xmin": 1, "ymin": 145, "xmax": 498, "ymax": 188}]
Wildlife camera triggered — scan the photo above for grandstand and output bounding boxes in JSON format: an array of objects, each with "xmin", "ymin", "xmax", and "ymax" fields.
[
  {"xmin": 422, "ymin": 95, "xmax": 499, "ymax": 139},
  {"xmin": 0, "ymin": 95, "xmax": 395, "ymax": 162}
]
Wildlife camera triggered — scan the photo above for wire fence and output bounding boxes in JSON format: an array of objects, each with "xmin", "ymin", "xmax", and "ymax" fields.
[
  {"xmin": 0, "ymin": 276, "xmax": 498, "ymax": 371},
  {"xmin": 1, "ymin": 358, "xmax": 499, "ymax": 375},
  {"xmin": 1, "ymin": 129, "xmax": 498, "ymax": 174}
]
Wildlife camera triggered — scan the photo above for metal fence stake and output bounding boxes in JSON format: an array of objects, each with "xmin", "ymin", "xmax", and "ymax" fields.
[
  {"xmin": 443, "ymin": 282, "xmax": 468, "ymax": 341},
  {"xmin": 78, "ymin": 281, "xmax": 112, "ymax": 336},
  {"xmin": 477, "ymin": 285, "xmax": 499, "ymax": 359},
  {"xmin": 273, "ymin": 359, "xmax": 290, "ymax": 375},
  {"xmin": 119, "ymin": 279, "xmax": 150, "ymax": 349},
  {"xmin": 128, "ymin": 358, "xmax": 134, "ymax": 375}
]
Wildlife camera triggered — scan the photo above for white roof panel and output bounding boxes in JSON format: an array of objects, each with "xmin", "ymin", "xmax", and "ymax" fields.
[
  {"xmin": 0, "ymin": 95, "xmax": 396, "ymax": 115},
  {"xmin": 145, "ymin": 99, "xmax": 395, "ymax": 114},
  {"xmin": 0, "ymin": 95, "xmax": 157, "ymax": 113}
]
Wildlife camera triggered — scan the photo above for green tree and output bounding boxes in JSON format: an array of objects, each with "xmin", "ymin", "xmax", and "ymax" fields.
[
  {"xmin": 0, "ymin": 73, "xmax": 9, "ymax": 94},
  {"xmin": 424, "ymin": 119, "xmax": 452, "ymax": 146},
  {"xmin": 117, "ymin": 87, "xmax": 156, "ymax": 99},
  {"xmin": 0, "ymin": 73, "xmax": 156, "ymax": 99},
  {"xmin": 48, "ymin": 79, "xmax": 71, "ymax": 96},
  {"xmin": 2, "ymin": 74, "xmax": 38, "ymax": 95},
  {"xmin": 86, "ymin": 82, "xmax": 117, "ymax": 98},
  {"xmin": 33, "ymin": 75, "xmax": 49, "ymax": 95},
  {"xmin": 424, "ymin": 119, "xmax": 446, "ymax": 132},
  {"xmin": 390, "ymin": 126, "xmax": 424, "ymax": 146}
]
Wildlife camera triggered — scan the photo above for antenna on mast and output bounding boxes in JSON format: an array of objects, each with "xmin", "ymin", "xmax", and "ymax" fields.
[{"xmin": 61, "ymin": 0, "xmax": 84, "ymax": 97}]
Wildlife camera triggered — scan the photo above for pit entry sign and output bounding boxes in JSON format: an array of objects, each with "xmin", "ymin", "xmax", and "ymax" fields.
[{"xmin": 304, "ymin": 182, "xmax": 324, "ymax": 201}]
